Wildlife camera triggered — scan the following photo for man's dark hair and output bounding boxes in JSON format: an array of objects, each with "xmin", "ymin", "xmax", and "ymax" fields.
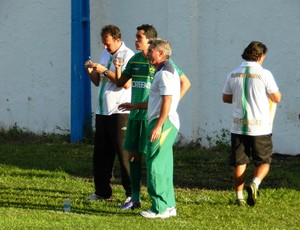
[
  {"xmin": 101, "ymin": 25, "xmax": 121, "ymax": 39},
  {"xmin": 137, "ymin": 24, "xmax": 158, "ymax": 39},
  {"xmin": 241, "ymin": 41, "xmax": 268, "ymax": 62}
]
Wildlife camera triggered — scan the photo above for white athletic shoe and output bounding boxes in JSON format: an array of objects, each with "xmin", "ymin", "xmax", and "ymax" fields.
[
  {"xmin": 141, "ymin": 207, "xmax": 176, "ymax": 219},
  {"xmin": 167, "ymin": 207, "xmax": 177, "ymax": 217},
  {"xmin": 86, "ymin": 193, "xmax": 102, "ymax": 200},
  {"xmin": 141, "ymin": 209, "xmax": 170, "ymax": 219},
  {"xmin": 86, "ymin": 193, "xmax": 113, "ymax": 201}
]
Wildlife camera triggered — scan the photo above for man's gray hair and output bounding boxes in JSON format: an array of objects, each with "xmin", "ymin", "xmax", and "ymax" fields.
[{"xmin": 149, "ymin": 38, "xmax": 172, "ymax": 59}]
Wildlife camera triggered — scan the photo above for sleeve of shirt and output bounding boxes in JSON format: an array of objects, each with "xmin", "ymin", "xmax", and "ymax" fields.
[
  {"xmin": 264, "ymin": 70, "xmax": 279, "ymax": 94},
  {"xmin": 122, "ymin": 56, "xmax": 134, "ymax": 76},
  {"xmin": 122, "ymin": 49, "xmax": 134, "ymax": 71},
  {"xmin": 223, "ymin": 73, "xmax": 233, "ymax": 95},
  {"xmin": 169, "ymin": 59, "xmax": 184, "ymax": 77},
  {"xmin": 159, "ymin": 71, "xmax": 176, "ymax": 95}
]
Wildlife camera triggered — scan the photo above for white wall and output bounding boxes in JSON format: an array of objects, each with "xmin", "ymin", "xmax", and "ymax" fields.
[
  {"xmin": 1, "ymin": 0, "xmax": 299, "ymax": 154},
  {"xmin": 0, "ymin": 0, "xmax": 71, "ymax": 133},
  {"xmin": 90, "ymin": 0, "xmax": 300, "ymax": 154}
]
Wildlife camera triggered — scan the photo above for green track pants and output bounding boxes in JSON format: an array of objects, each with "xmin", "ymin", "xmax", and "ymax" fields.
[{"xmin": 146, "ymin": 118, "xmax": 178, "ymax": 214}]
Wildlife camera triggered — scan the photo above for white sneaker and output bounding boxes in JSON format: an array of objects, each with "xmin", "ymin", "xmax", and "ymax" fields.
[
  {"xmin": 86, "ymin": 193, "xmax": 102, "ymax": 200},
  {"xmin": 86, "ymin": 193, "xmax": 113, "ymax": 201},
  {"xmin": 123, "ymin": 196, "xmax": 131, "ymax": 204},
  {"xmin": 140, "ymin": 209, "xmax": 170, "ymax": 219},
  {"xmin": 167, "ymin": 207, "xmax": 177, "ymax": 217}
]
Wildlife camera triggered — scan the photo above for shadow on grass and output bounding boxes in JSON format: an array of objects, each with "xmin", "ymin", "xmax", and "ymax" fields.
[
  {"xmin": 0, "ymin": 186, "xmax": 138, "ymax": 216},
  {"xmin": 0, "ymin": 200, "xmax": 138, "ymax": 217},
  {"xmin": 0, "ymin": 142, "xmax": 299, "ymax": 191}
]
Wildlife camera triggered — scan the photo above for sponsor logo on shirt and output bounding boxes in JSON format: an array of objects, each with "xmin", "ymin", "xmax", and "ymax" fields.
[
  {"xmin": 231, "ymin": 73, "xmax": 261, "ymax": 79},
  {"xmin": 132, "ymin": 81, "xmax": 151, "ymax": 89},
  {"xmin": 233, "ymin": 118, "xmax": 262, "ymax": 126},
  {"xmin": 149, "ymin": 66, "xmax": 156, "ymax": 75}
]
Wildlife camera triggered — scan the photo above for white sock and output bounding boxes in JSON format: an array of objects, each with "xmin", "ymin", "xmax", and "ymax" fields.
[
  {"xmin": 236, "ymin": 190, "xmax": 244, "ymax": 200},
  {"xmin": 253, "ymin": 177, "xmax": 261, "ymax": 188}
]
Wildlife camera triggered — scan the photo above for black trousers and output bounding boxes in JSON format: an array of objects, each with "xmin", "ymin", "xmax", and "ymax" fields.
[{"xmin": 93, "ymin": 114, "xmax": 131, "ymax": 198}]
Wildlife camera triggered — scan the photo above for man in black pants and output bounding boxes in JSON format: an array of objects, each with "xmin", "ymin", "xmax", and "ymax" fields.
[{"xmin": 84, "ymin": 25, "xmax": 134, "ymax": 204}]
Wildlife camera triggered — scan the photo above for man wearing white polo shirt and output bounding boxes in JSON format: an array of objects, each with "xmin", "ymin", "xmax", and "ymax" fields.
[
  {"xmin": 84, "ymin": 25, "xmax": 134, "ymax": 204},
  {"xmin": 223, "ymin": 41, "xmax": 282, "ymax": 206}
]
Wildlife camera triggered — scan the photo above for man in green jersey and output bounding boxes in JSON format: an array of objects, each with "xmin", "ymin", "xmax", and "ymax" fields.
[{"xmin": 114, "ymin": 24, "xmax": 190, "ymax": 210}]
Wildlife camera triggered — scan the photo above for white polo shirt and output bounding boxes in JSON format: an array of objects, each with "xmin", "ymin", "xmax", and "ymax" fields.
[
  {"xmin": 96, "ymin": 42, "xmax": 134, "ymax": 115},
  {"xmin": 147, "ymin": 61, "xmax": 180, "ymax": 130},
  {"xmin": 223, "ymin": 61, "xmax": 279, "ymax": 135}
]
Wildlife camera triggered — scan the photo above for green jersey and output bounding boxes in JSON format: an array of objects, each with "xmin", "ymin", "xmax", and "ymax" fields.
[{"xmin": 123, "ymin": 52, "xmax": 183, "ymax": 121}]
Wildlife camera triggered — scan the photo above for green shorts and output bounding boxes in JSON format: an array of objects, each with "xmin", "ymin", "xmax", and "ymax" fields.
[{"xmin": 124, "ymin": 119, "xmax": 148, "ymax": 154}]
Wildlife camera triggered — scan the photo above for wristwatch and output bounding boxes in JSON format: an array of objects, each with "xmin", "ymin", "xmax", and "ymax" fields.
[{"xmin": 104, "ymin": 69, "xmax": 109, "ymax": 76}]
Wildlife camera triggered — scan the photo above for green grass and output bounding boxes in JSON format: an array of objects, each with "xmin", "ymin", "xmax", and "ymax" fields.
[{"xmin": 0, "ymin": 133, "xmax": 299, "ymax": 229}]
